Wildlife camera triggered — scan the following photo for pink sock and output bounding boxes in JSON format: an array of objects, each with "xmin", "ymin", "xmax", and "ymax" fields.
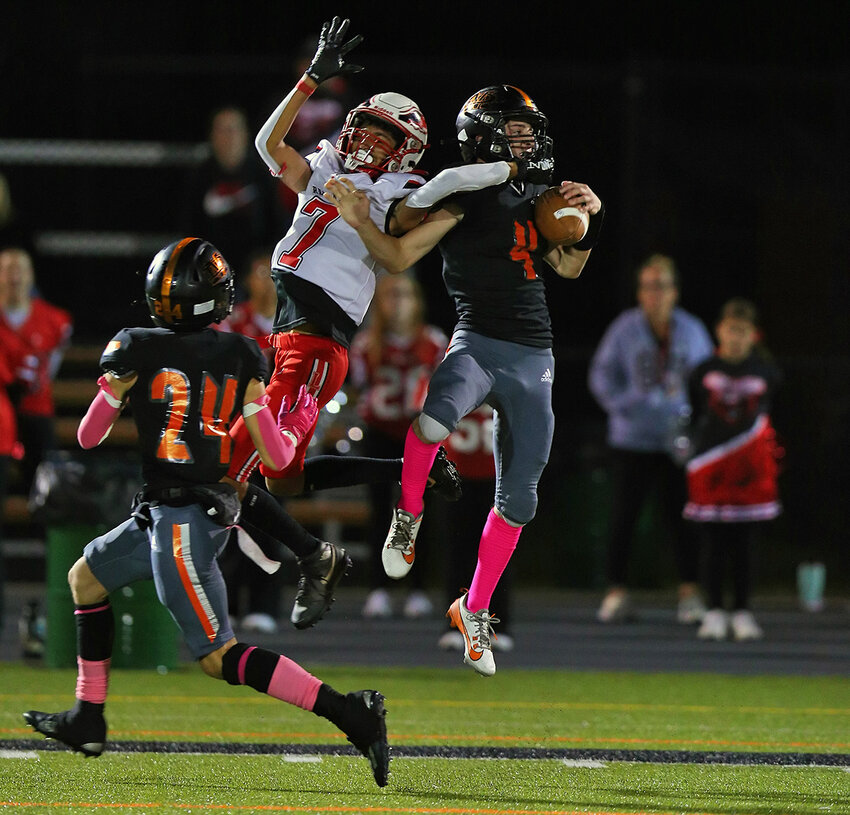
[
  {"xmin": 398, "ymin": 425, "xmax": 439, "ymax": 518},
  {"xmin": 466, "ymin": 509, "xmax": 522, "ymax": 613},
  {"xmin": 265, "ymin": 654, "xmax": 322, "ymax": 711},
  {"xmin": 75, "ymin": 657, "xmax": 111, "ymax": 704}
]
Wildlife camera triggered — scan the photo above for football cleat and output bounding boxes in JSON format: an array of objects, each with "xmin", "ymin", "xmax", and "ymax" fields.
[
  {"xmin": 425, "ymin": 446, "xmax": 462, "ymax": 501},
  {"xmin": 382, "ymin": 508, "xmax": 422, "ymax": 579},
  {"xmin": 23, "ymin": 707, "xmax": 107, "ymax": 757},
  {"xmin": 446, "ymin": 592, "xmax": 499, "ymax": 677},
  {"xmin": 338, "ymin": 690, "xmax": 390, "ymax": 787},
  {"xmin": 291, "ymin": 542, "xmax": 352, "ymax": 630}
]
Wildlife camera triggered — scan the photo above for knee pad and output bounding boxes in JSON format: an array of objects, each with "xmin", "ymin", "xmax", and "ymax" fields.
[
  {"xmin": 495, "ymin": 492, "xmax": 538, "ymax": 527},
  {"xmin": 418, "ymin": 413, "xmax": 451, "ymax": 444}
]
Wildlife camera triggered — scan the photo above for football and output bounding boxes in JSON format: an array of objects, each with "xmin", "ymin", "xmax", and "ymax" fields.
[{"xmin": 533, "ymin": 187, "xmax": 589, "ymax": 246}]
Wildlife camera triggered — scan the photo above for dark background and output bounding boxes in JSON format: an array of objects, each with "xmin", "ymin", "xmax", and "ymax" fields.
[{"xmin": 3, "ymin": 1, "xmax": 849, "ymax": 588}]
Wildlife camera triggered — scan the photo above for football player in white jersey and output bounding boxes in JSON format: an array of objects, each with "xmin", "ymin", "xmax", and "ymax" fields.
[{"xmin": 224, "ymin": 17, "xmax": 515, "ymax": 632}]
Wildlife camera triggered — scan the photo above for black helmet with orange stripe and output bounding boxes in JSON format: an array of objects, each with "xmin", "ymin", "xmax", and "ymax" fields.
[
  {"xmin": 144, "ymin": 237, "xmax": 234, "ymax": 330},
  {"xmin": 456, "ymin": 84, "xmax": 553, "ymax": 165}
]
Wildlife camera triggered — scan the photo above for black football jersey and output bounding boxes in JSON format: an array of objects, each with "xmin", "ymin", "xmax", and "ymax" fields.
[
  {"xmin": 100, "ymin": 326, "xmax": 268, "ymax": 489},
  {"xmin": 439, "ymin": 179, "xmax": 553, "ymax": 348}
]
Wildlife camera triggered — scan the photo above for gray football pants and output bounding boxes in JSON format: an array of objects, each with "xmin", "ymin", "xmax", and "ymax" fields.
[{"xmin": 421, "ymin": 329, "xmax": 555, "ymax": 525}]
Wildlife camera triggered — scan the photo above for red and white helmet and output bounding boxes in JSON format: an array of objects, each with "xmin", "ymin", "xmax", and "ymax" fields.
[{"xmin": 336, "ymin": 92, "xmax": 428, "ymax": 174}]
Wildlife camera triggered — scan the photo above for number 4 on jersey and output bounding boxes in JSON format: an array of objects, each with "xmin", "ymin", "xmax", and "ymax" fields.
[{"xmin": 510, "ymin": 219, "xmax": 540, "ymax": 280}]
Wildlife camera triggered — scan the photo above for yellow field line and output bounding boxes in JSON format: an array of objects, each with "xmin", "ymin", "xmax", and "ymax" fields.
[
  {"xmin": 3, "ymin": 727, "xmax": 850, "ymax": 751},
  {"xmin": 3, "ymin": 695, "xmax": 849, "ymax": 716},
  {"xmin": 0, "ymin": 803, "xmax": 725, "ymax": 815}
]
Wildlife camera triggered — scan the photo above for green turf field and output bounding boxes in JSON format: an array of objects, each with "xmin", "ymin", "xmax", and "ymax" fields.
[{"xmin": 1, "ymin": 662, "xmax": 849, "ymax": 813}]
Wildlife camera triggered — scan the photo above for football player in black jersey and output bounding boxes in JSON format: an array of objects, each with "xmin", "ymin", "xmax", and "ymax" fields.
[
  {"xmin": 326, "ymin": 84, "xmax": 604, "ymax": 676},
  {"xmin": 23, "ymin": 239, "xmax": 391, "ymax": 787}
]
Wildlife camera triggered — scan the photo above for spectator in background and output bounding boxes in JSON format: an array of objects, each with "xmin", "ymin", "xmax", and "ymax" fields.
[
  {"xmin": 588, "ymin": 254, "xmax": 713, "ymax": 624},
  {"xmin": 216, "ymin": 248, "xmax": 283, "ymax": 633},
  {"xmin": 0, "ymin": 248, "xmax": 72, "ymax": 494},
  {"xmin": 348, "ymin": 271, "xmax": 448, "ymax": 619},
  {"xmin": 684, "ymin": 297, "xmax": 783, "ymax": 641},
  {"xmin": 436, "ymin": 404, "xmax": 515, "ymax": 653},
  {"xmin": 0, "ymin": 265, "xmax": 24, "ymax": 639},
  {"xmin": 179, "ymin": 107, "xmax": 282, "ymax": 290}
]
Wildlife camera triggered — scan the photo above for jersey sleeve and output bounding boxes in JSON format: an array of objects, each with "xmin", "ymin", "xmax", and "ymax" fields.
[
  {"xmin": 240, "ymin": 334, "xmax": 270, "ymax": 383},
  {"xmin": 99, "ymin": 328, "xmax": 138, "ymax": 378},
  {"xmin": 306, "ymin": 140, "xmax": 342, "ymax": 176}
]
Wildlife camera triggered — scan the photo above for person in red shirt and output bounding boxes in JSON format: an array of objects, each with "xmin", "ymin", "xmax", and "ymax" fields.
[
  {"xmin": 0, "ymin": 254, "xmax": 32, "ymax": 638},
  {"xmin": 348, "ymin": 271, "xmax": 447, "ymax": 619},
  {"xmin": 0, "ymin": 248, "xmax": 72, "ymax": 493}
]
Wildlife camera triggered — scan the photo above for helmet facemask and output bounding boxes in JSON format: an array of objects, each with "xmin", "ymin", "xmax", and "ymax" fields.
[{"xmin": 338, "ymin": 112, "xmax": 405, "ymax": 173}]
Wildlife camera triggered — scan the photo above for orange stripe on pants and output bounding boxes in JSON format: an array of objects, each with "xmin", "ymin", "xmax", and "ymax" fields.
[{"xmin": 171, "ymin": 523, "xmax": 217, "ymax": 642}]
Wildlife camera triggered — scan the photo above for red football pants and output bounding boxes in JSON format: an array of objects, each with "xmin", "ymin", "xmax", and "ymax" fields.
[{"xmin": 227, "ymin": 332, "xmax": 348, "ymax": 482}]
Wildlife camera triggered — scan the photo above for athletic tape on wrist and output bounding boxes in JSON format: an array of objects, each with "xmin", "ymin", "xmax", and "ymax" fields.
[{"xmin": 296, "ymin": 78, "xmax": 315, "ymax": 97}]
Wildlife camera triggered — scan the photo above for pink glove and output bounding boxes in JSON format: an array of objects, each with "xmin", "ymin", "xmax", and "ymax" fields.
[{"xmin": 277, "ymin": 384, "xmax": 319, "ymax": 445}]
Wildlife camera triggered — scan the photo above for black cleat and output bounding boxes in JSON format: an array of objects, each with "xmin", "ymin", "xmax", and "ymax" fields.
[
  {"xmin": 339, "ymin": 690, "xmax": 390, "ymax": 787},
  {"xmin": 426, "ymin": 446, "xmax": 462, "ymax": 502},
  {"xmin": 23, "ymin": 708, "xmax": 106, "ymax": 757},
  {"xmin": 290, "ymin": 541, "xmax": 352, "ymax": 630}
]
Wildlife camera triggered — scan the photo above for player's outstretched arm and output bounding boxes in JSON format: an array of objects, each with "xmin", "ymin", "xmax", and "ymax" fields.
[
  {"xmin": 255, "ymin": 16, "xmax": 364, "ymax": 192},
  {"xmin": 390, "ymin": 162, "xmax": 515, "ymax": 233},
  {"xmin": 325, "ymin": 176, "xmax": 458, "ymax": 272}
]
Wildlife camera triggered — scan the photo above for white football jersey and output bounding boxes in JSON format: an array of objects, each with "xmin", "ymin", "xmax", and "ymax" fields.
[{"xmin": 271, "ymin": 140, "xmax": 423, "ymax": 327}]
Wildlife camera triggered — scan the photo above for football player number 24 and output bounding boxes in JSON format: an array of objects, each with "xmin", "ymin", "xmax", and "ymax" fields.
[{"xmin": 151, "ymin": 369, "xmax": 238, "ymax": 464}]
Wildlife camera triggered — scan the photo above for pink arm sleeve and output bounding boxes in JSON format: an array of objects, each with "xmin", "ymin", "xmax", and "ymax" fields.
[
  {"xmin": 77, "ymin": 376, "xmax": 123, "ymax": 449},
  {"xmin": 249, "ymin": 400, "xmax": 297, "ymax": 472}
]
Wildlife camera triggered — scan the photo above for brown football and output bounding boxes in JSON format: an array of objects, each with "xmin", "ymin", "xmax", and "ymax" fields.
[{"xmin": 534, "ymin": 187, "xmax": 589, "ymax": 246}]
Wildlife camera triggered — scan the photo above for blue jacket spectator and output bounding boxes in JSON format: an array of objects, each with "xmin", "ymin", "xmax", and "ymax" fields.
[
  {"xmin": 589, "ymin": 305, "xmax": 713, "ymax": 452},
  {"xmin": 588, "ymin": 254, "xmax": 713, "ymax": 626}
]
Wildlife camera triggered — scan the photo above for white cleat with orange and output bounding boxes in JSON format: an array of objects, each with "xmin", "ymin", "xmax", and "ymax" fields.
[
  {"xmin": 446, "ymin": 592, "xmax": 499, "ymax": 677},
  {"xmin": 382, "ymin": 507, "xmax": 422, "ymax": 579}
]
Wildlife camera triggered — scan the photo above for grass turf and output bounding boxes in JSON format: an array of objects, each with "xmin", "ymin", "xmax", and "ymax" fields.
[{"xmin": 1, "ymin": 663, "xmax": 849, "ymax": 813}]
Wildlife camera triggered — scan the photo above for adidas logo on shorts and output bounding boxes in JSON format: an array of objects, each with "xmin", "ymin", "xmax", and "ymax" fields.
[{"xmin": 540, "ymin": 368, "xmax": 552, "ymax": 383}]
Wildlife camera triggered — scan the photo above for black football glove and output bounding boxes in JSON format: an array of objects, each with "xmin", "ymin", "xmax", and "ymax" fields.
[
  {"xmin": 306, "ymin": 16, "xmax": 365, "ymax": 85},
  {"xmin": 513, "ymin": 156, "xmax": 555, "ymax": 185}
]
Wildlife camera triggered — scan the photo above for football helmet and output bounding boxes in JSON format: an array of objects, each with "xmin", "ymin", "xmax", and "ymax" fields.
[
  {"xmin": 336, "ymin": 92, "xmax": 428, "ymax": 174},
  {"xmin": 145, "ymin": 237, "xmax": 234, "ymax": 330},
  {"xmin": 456, "ymin": 84, "xmax": 553, "ymax": 164}
]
